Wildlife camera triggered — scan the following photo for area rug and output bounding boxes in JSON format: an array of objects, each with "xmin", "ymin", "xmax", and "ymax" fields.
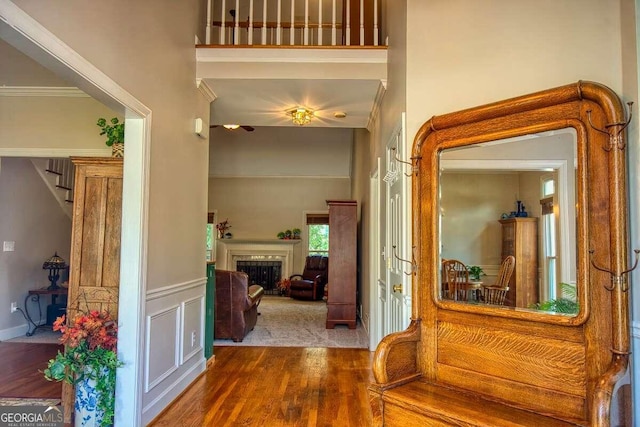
[
  {"xmin": 214, "ymin": 296, "xmax": 369, "ymax": 349},
  {"xmin": 4, "ymin": 330, "xmax": 62, "ymax": 345},
  {"xmin": 0, "ymin": 398, "xmax": 60, "ymax": 406}
]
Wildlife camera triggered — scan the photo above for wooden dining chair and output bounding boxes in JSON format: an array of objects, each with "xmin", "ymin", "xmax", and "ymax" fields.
[
  {"xmin": 442, "ymin": 259, "xmax": 470, "ymax": 301},
  {"xmin": 482, "ymin": 255, "xmax": 515, "ymax": 305}
]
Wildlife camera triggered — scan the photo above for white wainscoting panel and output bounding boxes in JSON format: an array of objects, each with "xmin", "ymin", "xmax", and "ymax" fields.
[
  {"xmin": 145, "ymin": 305, "xmax": 180, "ymax": 393},
  {"xmin": 181, "ymin": 295, "xmax": 205, "ymax": 365},
  {"xmin": 142, "ymin": 278, "xmax": 207, "ymax": 424}
]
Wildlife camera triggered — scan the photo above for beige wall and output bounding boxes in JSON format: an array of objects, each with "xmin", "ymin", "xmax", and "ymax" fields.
[
  {"xmin": 404, "ymin": 0, "xmax": 623, "ymax": 142},
  {"xmin": 209, "ymin": 176, "xmax": 350, "ymax": 273},
  {"xmin": 209, "ymin": 126, "xmax": 353, "ymax": 177},
  {"xmin": 0, "ymin": 158, "xmax": 72, "ymax": 336},
  {"xmin": 13, "ymin": 0, "xmax": 210, "ymax": 289},
  {"xmin": 0, "ymin": 96, "xmax": 116, "ymax": 151}
]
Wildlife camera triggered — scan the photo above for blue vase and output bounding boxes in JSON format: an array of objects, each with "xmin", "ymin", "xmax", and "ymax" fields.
[{"xmin": 75, "ymin": 367, "xmax": 110, "ymax": 427}]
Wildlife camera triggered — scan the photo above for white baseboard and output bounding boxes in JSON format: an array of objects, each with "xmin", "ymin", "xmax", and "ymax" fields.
[
  {"xmin": 0, "ymin": 323, "xmax": 29, "ymax": 341},
  {"xmin": 141, "ymin": 357, "xmax": 206, "ymax": 425}
]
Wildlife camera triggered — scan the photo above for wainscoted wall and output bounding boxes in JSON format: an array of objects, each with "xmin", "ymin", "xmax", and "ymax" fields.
[{"xmin": 141, "ymin": 278, "xmax": 207, "ymax": 425}]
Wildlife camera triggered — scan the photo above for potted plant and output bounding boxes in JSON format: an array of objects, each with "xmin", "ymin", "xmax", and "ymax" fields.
[
  {"xmin": 284, "ymin": 229, "xmax": 292, "ymax": 239},
  {"xmin": 468, "ymin": 265, "xmax": 484, "ymax": 281},
  {"xmin": 277, "ymin": 231, "xmax": 285, "ymax": 239},
  {"xmin": 97, "ymin": 117, "xmax": 124, "ymax": 158},
  {"xmin": 44, "ymin": 310, "xmax": 123, "ymax": 427},
  {"xmin": 292, "ymin": 228, "xmax": 301, "ymax": 239}
]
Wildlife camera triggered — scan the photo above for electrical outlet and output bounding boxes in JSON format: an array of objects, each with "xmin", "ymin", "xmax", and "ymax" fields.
[
  {"xmin": 191, "ymin": 330, "xmax": 196, "ymax": 347},
  {"xmin": 10, "ymin": 302, "xmax": 17, "ymax": 313}
]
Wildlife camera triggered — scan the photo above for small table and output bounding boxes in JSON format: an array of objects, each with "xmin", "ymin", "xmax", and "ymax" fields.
[{"xmin": 24, "ymin": 287, "xmax": 68, "ymax": 336}]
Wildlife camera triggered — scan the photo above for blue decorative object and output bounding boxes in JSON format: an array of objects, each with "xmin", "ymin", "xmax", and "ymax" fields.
[{"xmin": 75, "ymin": 367, "xmax": 109, "ymax": 427}]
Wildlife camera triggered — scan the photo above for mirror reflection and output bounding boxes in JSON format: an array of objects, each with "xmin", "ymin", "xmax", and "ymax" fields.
[{"xmin": 438, "ymin": 128, "xmax": 578, "ymax": 316}]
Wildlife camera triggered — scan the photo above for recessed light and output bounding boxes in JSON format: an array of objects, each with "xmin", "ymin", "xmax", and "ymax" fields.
[
  {"xmin": 223, "ymin": 124, "xmax": 240, "ymax": 130},
  {"xmin": 334, "ymin": 112, "xmax": 347, "ymax": 119}
]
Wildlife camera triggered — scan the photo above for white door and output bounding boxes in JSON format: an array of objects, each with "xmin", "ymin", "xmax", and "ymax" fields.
[
  {"xmin": 369, "ymin": 160, "xmax": 385, "ymax": 349},
  {"xmin": 382, "ymin": 113, "xmax": 412, "ymax": 336}
]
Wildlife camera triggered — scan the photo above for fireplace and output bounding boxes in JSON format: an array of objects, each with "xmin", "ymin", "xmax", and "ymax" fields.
[
  {"xmin": 216, "ymin": 239, "xmax": 301, "ymax": 290},
  {"xmin": 236, "ymin": 260, "xmax": 282, "ymax": 294}
]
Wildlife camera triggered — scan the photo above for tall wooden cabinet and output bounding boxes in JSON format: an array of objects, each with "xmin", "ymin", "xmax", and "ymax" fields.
[
  {"xmin": 63, "ymin": 157, "xmax": 123, "ymax": 422},
  {"xmin": 325, "ymin": 200, "xmax": 357, "ymax": 329},
  {"xmin": 499, "ymin": 217, "xmax": 538, "ymax": 307}
]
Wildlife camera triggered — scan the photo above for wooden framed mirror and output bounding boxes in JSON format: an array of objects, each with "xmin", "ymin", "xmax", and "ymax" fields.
[{"xmin": 370, "ymin": 81, "xmax": 632, "ymax": 426}]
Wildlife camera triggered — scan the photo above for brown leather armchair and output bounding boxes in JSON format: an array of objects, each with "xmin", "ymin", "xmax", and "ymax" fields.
[
  {"xmin": 215, "ymin": 269, "xmax": 264, "ymax": 342},
  {"xmin": 289, "ymin": 256, "xmax": 328, "ymax": 301}
]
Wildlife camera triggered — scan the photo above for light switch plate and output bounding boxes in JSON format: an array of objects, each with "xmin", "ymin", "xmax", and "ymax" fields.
[{"xmin": 3, "ymin": 241, "xmax": 15, "ymax": 252}]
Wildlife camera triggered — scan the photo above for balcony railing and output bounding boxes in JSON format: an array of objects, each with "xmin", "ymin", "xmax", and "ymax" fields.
[{"xmin": 205, "ymin": 0, "xmax": 381, "ymax": 47}]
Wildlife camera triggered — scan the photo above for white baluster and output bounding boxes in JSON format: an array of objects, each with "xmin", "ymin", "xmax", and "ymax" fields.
[
  {"xmin": 359, "ymin": 0, "xmax": 364, "ymax": 46},
  {"xmin": 262, "ymin": 0, "xmax": 267, "ymax": 45},
  {"xmin": 277, "ymin": 0, "xmax": 282, "ymax": 45},
  {"xmin": 346, "ymin": 0, "xmax": 351, "ymax": 46},
  {"xmin": 249, "ymin": 0, "xmax": 254, "ymax": 45},
  {"xmin": 220, "ymin": 0, "xmax": 226, "ymax": 44},
  {"xmin": 206, "ymin": 0, "xmax": 212, "ymax": 44},
  {"xmin": 331, "ymin": 0, "xmax": 336, "ymax": 45},
  {"xmin": 303, "ymin": 0, "xmax": 309, "ymax": 45},
  {"xmin": 373, "ymin": 0, "xmax": 378, "ymax": 46},
  {"xmin": 234, "ymin": 0, "xmax": 240, "ymax": 45},
  {"xmin": 318, "ymin": 0, "xmax": 323, "ymax": 45},
  {"xmin": 290, "ymin": 0, "xmax": 295, "ymax": 45}
]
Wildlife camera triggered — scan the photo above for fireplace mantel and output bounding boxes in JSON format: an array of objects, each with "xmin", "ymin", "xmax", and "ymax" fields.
[{"xmin": 216, "ymin": 239, "xmax": 301, "ymax": 279}]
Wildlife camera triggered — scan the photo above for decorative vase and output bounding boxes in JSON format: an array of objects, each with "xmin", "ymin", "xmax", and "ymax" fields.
[
  {"xmin": 111, "ymin": 142, "xmax": 124, "ymax": 158},
  {"xmin": 75, "ymin": 366, "xmax": 110, "ymax": 427}
]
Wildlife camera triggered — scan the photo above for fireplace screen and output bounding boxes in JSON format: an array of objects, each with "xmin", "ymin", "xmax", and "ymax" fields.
[{"xmin": 236, "ymin": 261, "xmax": 282, "ymax": 295}]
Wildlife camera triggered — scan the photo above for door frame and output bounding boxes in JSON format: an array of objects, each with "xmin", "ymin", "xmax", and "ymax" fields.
[{"xmin": 0, "ymin": 2, "xmax": 151, "ymax": 425}]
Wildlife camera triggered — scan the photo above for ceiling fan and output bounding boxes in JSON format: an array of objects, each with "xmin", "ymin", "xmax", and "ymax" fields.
[{"xmin": 210, "ymin": 124, "xmax": 255, "ymax": 132}]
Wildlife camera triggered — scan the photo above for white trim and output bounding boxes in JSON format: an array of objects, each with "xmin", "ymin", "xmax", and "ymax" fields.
[
  {"xmin": 0, "ymin": 148, "xmax": 110, "ymax": 157},
  {"xmin": 0, "ymin": 86, "xmax": 89, "ymax": 97},
  {"xmin": 195, "ymin": 78, "xmax": 217, "ymax": 103},
  {"xmin": 209, "ymin": 173, "xmax": 351, "ymax": 179},
  {"xmin": 196, "ymin": 46, "xmax": 388, "ymax": 64},
  {"xmin": 633, "ymin": 321, "xmax": 640, "ymax": 338},
  {"xmin": 0, "ymin": 323, "xmax": 29, "ymax": 340},
  {"xmin": 180, "ymin": 296, "xmax": 205, "ymax": 365},
  {"xmin": 144, "ymin": 305, "xmax": 181, "ymax": 393},
  {"xmin": 0, "ymin": 3, "xmax": 152, "ymax": 425},
  {"xmin": 141, "ymin": 357, "xmax": 206, "ymax": 425},
  {"xmin": 146, "ymin": 278, "xmax": 206, "ymax": 301},
  {"xmin": 366, "ymin": 79, "xmax": 387, "ymax": 132}
]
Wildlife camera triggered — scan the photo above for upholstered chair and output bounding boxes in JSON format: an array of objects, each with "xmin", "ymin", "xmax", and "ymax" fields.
[
  {"xmin": 215, "ymin": 269, "xmax": 264, "ymax": 342},
  {"xmin": 289, "ymin": 256, "xmax": 329, "ymax": 301}
]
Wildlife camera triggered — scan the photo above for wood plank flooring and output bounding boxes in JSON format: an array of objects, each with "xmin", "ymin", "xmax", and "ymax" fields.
[
  {"xmin": 0, "ymin": 342, "xmax": 62, "ymax": 398},
  {"xmin": 150, "ymin": 346, "xmax": 374, "ymax": 427}
]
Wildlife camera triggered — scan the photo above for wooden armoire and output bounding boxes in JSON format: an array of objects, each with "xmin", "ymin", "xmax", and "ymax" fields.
[
  {"xmin": 498, "ymin": 217, "xmax": 538, "ymax": 307},
  {"xmin": 62, "ymin": 157, "xmax": 123, "ymax": 422},
  {"xmin": 325, "ymin": 200, "xmax": 357, "ymax": 329}
]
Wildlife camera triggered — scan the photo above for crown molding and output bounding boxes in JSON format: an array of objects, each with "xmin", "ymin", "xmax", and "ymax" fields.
[
  {"xmin": 366, "ymin": 79, "xmax": 387, "ymax": 132},
  {"xmin": 196, "ymin": 79, "xmax": 217, "ymax": 103},
  {"xmin": 0, "ymin": 86, "xmax": 89, "ymax": 97}
]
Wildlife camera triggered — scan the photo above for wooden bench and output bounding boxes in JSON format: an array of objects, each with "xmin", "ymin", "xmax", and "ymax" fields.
[{"xmin": 369, "ymin": 82, "xmax": 632, "ymax": 426}]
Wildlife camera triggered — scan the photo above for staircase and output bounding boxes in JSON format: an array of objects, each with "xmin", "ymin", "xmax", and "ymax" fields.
[{"xmin": 32, "ymin": 158, "xmax": 75, "ymax": 219}]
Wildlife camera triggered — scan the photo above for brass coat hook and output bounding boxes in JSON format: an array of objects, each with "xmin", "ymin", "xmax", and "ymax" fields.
[
  {"xmin": 392, "ymin": 245, "xmax": 417, "ymax": 276},
  {"xmin": 589, "ymin": 249, "xmax": 640, "ymax": 292},
  {"xmin": 586, "ymin": 101, "xmax": 633, "ymax": 151},
  {"xmin": 391, "ymin": 147, "xmax": 417, "ymax": 177}
]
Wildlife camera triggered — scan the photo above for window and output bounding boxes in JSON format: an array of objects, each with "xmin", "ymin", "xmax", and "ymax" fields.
[
  {"xmin": 206, "ymin": 212, "xmax": 216, "ymax": 262},
  {"xmin": 307, "ymin": 213, "xmax": 329, "ymax": 256},
  {"xmin": 540, "ymin": 176, "xmax": 557, "ymax": 299}
]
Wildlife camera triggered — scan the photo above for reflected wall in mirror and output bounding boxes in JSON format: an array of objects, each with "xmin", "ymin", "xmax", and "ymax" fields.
[{"xmin": 438, "ymin": 129, "xmax": 579, "ymax": 316}]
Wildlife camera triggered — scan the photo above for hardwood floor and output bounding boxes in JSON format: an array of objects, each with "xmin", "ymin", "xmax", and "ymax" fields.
[
  {"xmin": 149, "ymin": 346, "xmax": 374, "ymax": 427},
  {"xmin": 0, "ymin": 342, "xmax": 62, "ymax": 398}
]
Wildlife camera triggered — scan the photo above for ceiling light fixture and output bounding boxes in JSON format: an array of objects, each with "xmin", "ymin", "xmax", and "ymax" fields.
[
  {"xmin": 288, "ymin": 107, "xmax": 314, "ymax": 126},
  {"xmin": 223, "ymin": 124, "xmax": 240, "ymax": 130}
]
